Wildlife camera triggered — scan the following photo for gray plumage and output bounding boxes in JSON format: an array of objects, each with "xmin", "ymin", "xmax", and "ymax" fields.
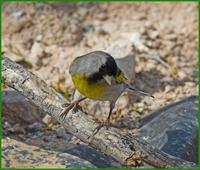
[{"xmin": 69, "ymin": 51, "xmax": 118, "ymax": 80}]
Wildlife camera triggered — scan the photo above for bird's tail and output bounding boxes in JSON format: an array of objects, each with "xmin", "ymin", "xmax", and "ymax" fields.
[{"xmin": 127, "ymin": 85, "xmax": 154, "ymax": 98}]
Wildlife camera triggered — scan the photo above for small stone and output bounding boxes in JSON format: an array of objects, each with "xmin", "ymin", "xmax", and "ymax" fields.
[
  {"xmin": 11, "ymin": 11, "xmax": 25, "ymax": 18},
  {"xmin": 42, "ymin": 114, "xmax": 57, "ymax": 126},
  {"xmin": 95, "ymin": 13, "xmax": 108, "ymax": 20},
  {"xmin": 35, "ymin": 34, "xmax": 43, "ymax": 42},
  {"xmin": 185, "ymin": 82, "xmax": 195, "ymax": 87},
  {"xmin": 144, "ymin": 21, "xmax": 153, "ymax": 28},
  {"xmin": 148, "ymin": 31, "xmax": 159, "ymax": 40},
  {"xmin": 129, "ymin": 32, "xmax": 149, "ymax": 52},
  {"xmin": 63, "ymin": 133, "xmax": 73, "ymax": 141},
  {"xmin": 26, "ymin": 122, "xmax": 44, "ymax": 132},
  {"xmin": 19, "ymin": 150, "xmax": 29, "ymax": 156},
  {"xmin": 164, "ymin": 85, "xmax": 173, "ymax": 93},
  {"xmin": 3, "ymin": 90, "xmax": 46, "ymax": 124},
  {"xmin": 137, "ymin": 102, "xmax": 145, "ymax": 108},
  {"xmin": 96, "ymin": 23, "xmax": 115, "ymax": 35},
  {"xmin": 8, "ymin": 124, "xmax": 25, "ymax": 134},
  {"xmin": 27, "ymin": 42, "xmax": 44, "ymax": 66},
  {"xmin": 4, "ymin": 121, "xmax": 11, "ymax": 129},
  {"xmin": 177, "ymin": 70, "xmax": 187, "ymax": 79},
  {"xmin": 164, "ymin": 34, "xmax": 177, "ymax": 41},
  {"xmin": 55, "ymin": 127, "xmax": 66, "ymax": 138},
  {"xmin": 139, "ymin": 27, "xmax": 147, "ymax": 35}
]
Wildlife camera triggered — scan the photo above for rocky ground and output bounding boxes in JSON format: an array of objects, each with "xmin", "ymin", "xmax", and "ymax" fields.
[{"xmin": 2, "ymin": 2, "xmax": 198, "ymax": 168}]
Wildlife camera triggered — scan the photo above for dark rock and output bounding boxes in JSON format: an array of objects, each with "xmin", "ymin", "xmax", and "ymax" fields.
[
  {"xmin": 137, "ymin": 96, "xmax": 198, "ymax": 164},
  {"xmin": 3, "ymin": 89, "xmax": 46, "ymax": 124},
  {"xmin": 55, "ymin": 127, "xmax": 66, "ymax": 138},
  {"xmin": 26, "ymin": 122, "xmax": 44, "ymax": 132},
  {"xmin": 2, "ymin": 138, "xmax": 96, "ymax": 168},
  {"xmin": 64, "ymin": 144, "xmax": 125, "ymax": 168}
]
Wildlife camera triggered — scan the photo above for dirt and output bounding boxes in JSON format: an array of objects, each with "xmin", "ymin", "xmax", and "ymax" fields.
[{"xmin": 2, "ymin": 2, "xmax": 198, "ymax": 168}]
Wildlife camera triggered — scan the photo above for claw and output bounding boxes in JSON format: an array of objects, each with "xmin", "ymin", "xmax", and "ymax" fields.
[
  {"xmin": 88, "ymin": 121, "xmax": 112, "ymax": 142},
  {"xmin": 62, "ymin": 103, "xmax": 70, "ymax": 107},
  {"xmin": 95, "ymin": 121, "xmax": 111, "ymax": 131},
  {"xmin": 59, "ymin": 97, "xmax": 87, "ymax": 119},
  {"xmin": 72, "ymin": 103, "xmax": 83, "ymax": 113},
  {"xmin": 59, "ymin": 103, "xmax": 75, "ymax": 119}
]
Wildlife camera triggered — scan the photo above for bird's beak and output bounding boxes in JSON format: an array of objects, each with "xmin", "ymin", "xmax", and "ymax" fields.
[{"xmin": 103, "ymin": 75, "xmax": 112, "ymax": 85}]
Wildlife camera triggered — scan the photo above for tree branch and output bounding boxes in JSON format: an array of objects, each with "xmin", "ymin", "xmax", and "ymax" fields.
[{"xmin": 2, "ymin": 55, "xmax": 196, "ymax": 168}]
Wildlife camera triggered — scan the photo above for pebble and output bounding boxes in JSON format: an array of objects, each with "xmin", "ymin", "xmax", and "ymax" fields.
[
  {"xmin": 97, "ymin": 23, "xmax": 115, "ymax": 35},
  {"xmin": 35, "ymin": 34, "xmax": 43, "ymax": 42},
  {"xmin": 129, "ymin": 32, "xmax": 149, "ymax": 52},
  {"xmin": 4, "ymin": 121, "xmax": 11, "ymax": 129},
  {"xmin": 8, "ymin": 124, "xmax": 25, "ymax": 134},
  {"xmin": 164, "ymin": 34, "xmax": 177, "ymax": 41},
  {"xmin": 28, "ymin": 42, "xmax": 44, "ymax": 66},
  {"xmin": 177, "ymin": 70, "xmax": 187, "ymax": 79},
  {"xmin": 184, "ymin": 82, "xmax": 195, "ymax": 87},
  {"xmin": 63, "ymin": 133, "xmax": 73, "ymax": 141},
  {"xmin": 19, "ymin": 150, "xmax": 29, "ymax": 156},
  {"xmin": 11, "ymin": 11, "xmax": 24, "ymax": 18},
  {"xmin": 42, "ymin": 114, "xmax": 53, "ymax": 125},
  {"xmin": 164, "ymin": 85, "xmax": 173, "ymax": 93},
  {"xmin": 148, "ymin": 30, "xmax": 159, "ymax": 40},
  {"xmin": 55, "ymin": 127, "xmax": 66, "ymax": 138},
  {"xmin": 26, "ymin": 122, "xmax": 44, "ymax": 132}
]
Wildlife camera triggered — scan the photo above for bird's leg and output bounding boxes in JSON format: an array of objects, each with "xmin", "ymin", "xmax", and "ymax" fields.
[
  {"xmin": 88, "ymin": 102, "xmax": 115, "ymax": 142},
  {"xmin": 107, "ymin": 102, "xmax": 115, "ymax": 124},
  {"xmin": 59, "ymin": 97, "xmax": 87, "ymax": 119},
  {"xmin": 94, "ymin": 102, "xmax": 115, "ymax": 132}
]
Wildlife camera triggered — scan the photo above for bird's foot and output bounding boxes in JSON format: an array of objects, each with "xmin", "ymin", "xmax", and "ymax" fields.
[
  {"xmin": 95, "ymin": 121, "xmax": 111, "ymax": 131},
  {"xmin": 59, "ymin": 101, "xmax": 83, "ymax": 120},
  {"xmin": 88, "ymin": 120, "xmax": 112, "ymax": 142}
]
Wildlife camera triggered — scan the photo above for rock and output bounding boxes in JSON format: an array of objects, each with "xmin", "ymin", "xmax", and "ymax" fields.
[
  {"xmin": 82, "ymin": 22, "xmax": 93, "ymax": 32},
  {"xmin": 63, "ymin": 133, "xmax": 73, "ymax": 141},
  {"xmin": 8, "ymin": 124, "xmax": 25, "ymax": 134},
  {"xmin": 3, "ymin": 89, "xmax": 46, "ymax": 124},
  {"xmin": 148, "ymin": 30, "xmax": 159, "ymax": 40},
  {"xmin": 27, "ymin": 42, "xmax": 44, "ymax": 67},
  {"xmin": 177, "ymin": 70, "xmax": 187, "ymax": 79},
  {"xmin": 138, "ymin": 96, "xmax": 198, "ymax": 164},
  {"xmin": 35, "ymin": 34, "xmax": 43, "ymax": 42},
  {"xmin": 94, "ymin": 12, "xmax": 108, "ymax": 20},
  {"xmin": 2, "ymin": 138, "xmax": 96, "ymax": 168},
  {"xmin": 184, "ymin": 81, "xmax": 195, "ymax": 87},
  {"xmin": 128, "ymin": 32, "xmax": 149, "ymax": 52},
  {"xmin": 26, "ymin": 122, "xmax": 44, "ymax": 132},
  {"xmin": 65, "ymin": 144, "xmax": 124, "ymax": 168},
  {"xmin": 11, "ymin": 11, "xmax": 25, "ymax": 18},
  {"xmin": 55, "ymin": 127, "xmax": 66, "ymax": 138},
  {"xmin": 164, "ymin": 34, "xmax": 177, "ymax": 41},
  {"xmin": 4, "ymin": 121, "xmax": 11, "ymax": 129},
  {"xmin": 97, "ymin": 22, "xmax": 115, "ymax": 35},
  {"xmin": 42, "ymin": 114, "xmax": 58, "ymax": 127}
]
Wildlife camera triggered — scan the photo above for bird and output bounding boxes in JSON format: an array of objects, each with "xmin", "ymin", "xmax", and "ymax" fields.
[{"xmin": 60, "ymin": 51, "xmax": 153, "ymax": 129}]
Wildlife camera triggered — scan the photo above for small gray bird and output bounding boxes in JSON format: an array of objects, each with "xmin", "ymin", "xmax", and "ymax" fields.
[{"xmin": 60, "ymin": 51, "xmax": 153, "ymax": 128}]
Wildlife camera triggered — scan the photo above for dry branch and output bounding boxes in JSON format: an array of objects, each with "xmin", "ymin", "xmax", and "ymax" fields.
[{"xmin": 2, "ymin": 55, "xmax": 196, "ymax": 168}]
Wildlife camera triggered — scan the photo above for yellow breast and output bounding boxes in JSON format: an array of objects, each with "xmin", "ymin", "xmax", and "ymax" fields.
[{"xmin": 71, "ymin": 73, "xmax": 107, "ymax": 100}]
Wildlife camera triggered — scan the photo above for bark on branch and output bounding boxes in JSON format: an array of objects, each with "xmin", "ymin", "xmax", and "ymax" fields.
[{"xmin": 2, "ymin": 55, "xmax": 196, "ymax": 168}]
